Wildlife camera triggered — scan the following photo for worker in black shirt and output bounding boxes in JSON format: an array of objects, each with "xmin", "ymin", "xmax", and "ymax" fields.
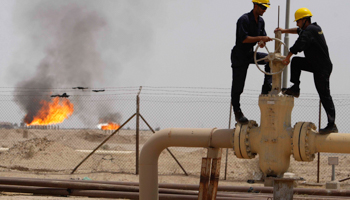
[
  {"xmin": 231, "ymin": 0, "xmax": 272, "ymax": 124},
  {"xmin": 275, "ymin": 7, "xmax": 338, "ymax": 134}
]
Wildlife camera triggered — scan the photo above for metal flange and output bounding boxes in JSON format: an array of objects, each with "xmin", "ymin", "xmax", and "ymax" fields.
[
  {"xmin": 292, "ymin": 122, "xmax": 317, "ymax": 162},
  {"xmin": 233, "ymin": 120, "xmax": 258, "ymax": 159}
]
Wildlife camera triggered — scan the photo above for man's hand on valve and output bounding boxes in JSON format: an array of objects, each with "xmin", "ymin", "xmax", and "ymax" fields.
[
  {"xmin": 282, "ymin": 52, "xmax": 293, "ymax": 65},
  {"xmin": 282, "ymin": 58, "xmax": 290, "ymax": 65},
  {"xmin": 258, "ymin": 36, "xmax": 271, "ymax": 48},
  {"xmin": 274, "ymin": 27, "xmax": 284, "ymax": 33},
  {"xmin": 258, "ymin": 40, "xmax": 266, "ymax": 48}
]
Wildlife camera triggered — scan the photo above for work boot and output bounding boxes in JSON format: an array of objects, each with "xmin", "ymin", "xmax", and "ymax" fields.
[
  {"xmin": 234, "ymin": 109, "xmax": 249, "ymax": 125},
  {"xmin": 282, "ymin": 85, "xmax": 300, "ymax": 98},
  {"xmin": 319, "ymin": 123, "xmax": 338, "ymax": 134},
  {"xmin": 261, "ymin": 84, "xmax": 272, "ymax": 95}
]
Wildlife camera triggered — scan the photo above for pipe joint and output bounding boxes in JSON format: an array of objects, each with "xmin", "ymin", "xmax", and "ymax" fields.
[
  {"xmin": 208, "ymin": 127, "xmax": 218, "ymax": 147},
  {"xmin": 292, "ymin": 122, "xmax": 317, "ymax": 162},
  {"xmin": 233, "ymin": 120, "xmax": 258, "ymax": 159}
]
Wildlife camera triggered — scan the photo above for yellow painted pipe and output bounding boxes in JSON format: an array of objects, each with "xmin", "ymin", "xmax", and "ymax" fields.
[
  {"xmin": 139, "ymin": 128, "xmax": 233, "ymax": 200},
  {"xmin": 293, "ymin": 122, "xmax": 350, "ymax": 161},
  {"xmin": 315, "ymin": 133, "xmax": 350, "ymax": 153}
]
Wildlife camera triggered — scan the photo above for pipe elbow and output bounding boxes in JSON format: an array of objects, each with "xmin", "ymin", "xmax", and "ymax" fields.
[
  {"xmin": 140, "ymin": 128, "xmax": 233, "ymax": 165},
  {"xmin": 139, "ymin": 128, "xmax": 172, "ymax": 166}
]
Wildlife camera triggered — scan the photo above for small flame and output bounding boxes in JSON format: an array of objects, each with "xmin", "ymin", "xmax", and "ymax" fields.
[
  {"xmin": 100, "ymin": 122, "xmax": 120, "ymax": 130},
  {"xmin": 26, "ymin": 97, "xmax": 74, "ymax": 125}
]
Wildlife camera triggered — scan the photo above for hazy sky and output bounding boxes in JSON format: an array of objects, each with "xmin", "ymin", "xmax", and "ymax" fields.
[{"xmin": 0, "ymin": 0, "xmax": 349, "ymax": 95}]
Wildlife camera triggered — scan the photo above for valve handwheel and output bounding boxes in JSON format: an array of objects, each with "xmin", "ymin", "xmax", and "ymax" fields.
[{"xmin": 254, "ymin": 38, "xmax": 287, "ymax": 75}]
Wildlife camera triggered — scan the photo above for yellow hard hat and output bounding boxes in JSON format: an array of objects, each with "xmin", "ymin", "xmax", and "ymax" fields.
[
  {"xmin": 294, "ymin": 8, "xmax": 313, "ymax": 21},
  {"xmin": 252, "ymin": 0, "xmax": 270, "ymax": 8}
]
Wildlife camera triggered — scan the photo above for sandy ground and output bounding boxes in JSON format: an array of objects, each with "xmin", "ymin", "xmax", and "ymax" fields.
[{"xmin": 0, "ymin": 128, "xmax": 349, "ymax": 199}]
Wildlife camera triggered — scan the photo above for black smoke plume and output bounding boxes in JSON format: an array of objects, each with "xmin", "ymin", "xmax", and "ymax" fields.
[{"xmin": 11, "ymin": 0, "xmax": 162, "ymax": 126}]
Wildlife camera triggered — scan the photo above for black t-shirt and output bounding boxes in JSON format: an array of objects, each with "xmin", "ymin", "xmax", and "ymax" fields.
[
  {"xmin": 290, "ymin": 22, "xmax": 332, "ymax": 73},
  {"xmin": 231, "ymin": 10, "xmax": 267, "ymax": 66}
]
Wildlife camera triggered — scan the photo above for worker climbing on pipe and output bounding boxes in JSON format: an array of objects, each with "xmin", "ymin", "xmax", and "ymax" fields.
[
  {"xmin": 230, "ymin": 0, "xmax": 272, "ymax": 124},
  {"xmin": 275, "ymin": 7, "xmax": 338, "ymax": 134}
]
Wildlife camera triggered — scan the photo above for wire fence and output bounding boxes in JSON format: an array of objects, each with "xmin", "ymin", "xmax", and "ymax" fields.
[{"xmin": 0, "ymin": 86, "xmax": 349, "ymax": 183}]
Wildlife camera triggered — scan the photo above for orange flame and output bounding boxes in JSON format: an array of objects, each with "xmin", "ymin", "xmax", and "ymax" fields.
[
  {"xmin": 27, "ymin": 97, "xmax": 74, "ymax": 125},
  {"xmin": 101, "ymin": 122, "xmax": 120, "ymax": 130}
]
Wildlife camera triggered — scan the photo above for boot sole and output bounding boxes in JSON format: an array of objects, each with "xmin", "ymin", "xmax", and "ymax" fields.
[
  {"xmin": 319, "ymin": 129, "xmax": 338, "ymax": 134},
  {"xmin": 283, "ymin": 91, "xmax": 300, "ymax": 98}
]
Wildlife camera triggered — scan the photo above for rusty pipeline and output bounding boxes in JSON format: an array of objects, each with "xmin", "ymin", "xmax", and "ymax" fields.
[{"xmin": 1, "ymin": 177, "xmax": 350, "ymax": 198}]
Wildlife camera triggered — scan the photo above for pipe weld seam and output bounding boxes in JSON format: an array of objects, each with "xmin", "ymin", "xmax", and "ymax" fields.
[{"xmin": 208, "ymin": 127, "xmax": 217, "ymax": 148}]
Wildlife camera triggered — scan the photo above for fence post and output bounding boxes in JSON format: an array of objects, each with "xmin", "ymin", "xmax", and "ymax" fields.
[
  {"xmin": 317, "ymin": 99, "xmax": 321, "ymax": 183},
  {"xmin": 224, "ymin": 103, "xmax": 233, "ymax": 180},
  {"xmin": 136, "ymin": 86, "xmax": 142, "ymax": 175}
]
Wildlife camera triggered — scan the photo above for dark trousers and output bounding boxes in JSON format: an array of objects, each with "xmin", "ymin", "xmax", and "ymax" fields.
[
  {"xmin": 290, "ymin": 57, "xmax": 335, "ymax": 124},
  {"xmin": 231, "ymin": 52, "xmax": 271, "ymax": 112}
]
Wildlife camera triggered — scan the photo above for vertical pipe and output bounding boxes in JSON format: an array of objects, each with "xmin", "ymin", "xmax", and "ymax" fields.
[
  {"xmin": 198, "ymin": 158, "xmax": 211, "ymax": 200},
  {"xmin": 208, "ymin": 156, "xmax": 222, "ymax": 200},
  {"xmin": 332, "ymin": 165, "xmax": 335, "ymax": 181},
  {"xmin": 136, "ymin": 86, "xmax": 142, "ymax": 175},
  {"xmin": 278, "ymin": 6, "xmax": 280, "ymax": 28},
  {"xmin": 282, "ymin": 0, "xmax": 290, "ymax": 88},
  {"xmin": 317, "ymin": 100, "xmax": 321, "ymax": 183},
  {"xmin": 273, "ymin": 31, "xmax": 282, "ymax": 91}
]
